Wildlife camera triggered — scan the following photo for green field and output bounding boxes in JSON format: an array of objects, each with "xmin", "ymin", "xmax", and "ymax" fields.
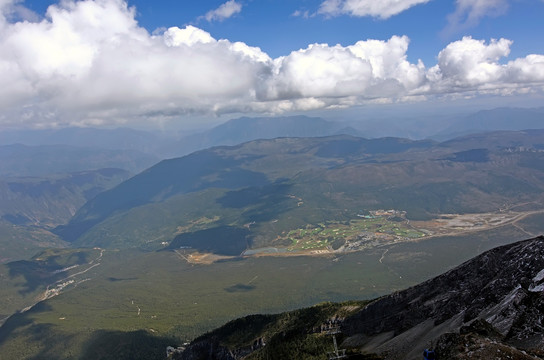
[{"xmin": 283, "ymin": 215, "xmax": 425, "ymax": 252}]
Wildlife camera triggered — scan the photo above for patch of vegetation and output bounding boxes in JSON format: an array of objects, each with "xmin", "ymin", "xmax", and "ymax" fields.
[
  {"xmin": 5, "ymin": 248, "xmax": 98, "ymax": 295},
  {"xmin": 174, "ymin": 216, "xmax": 220, "ymax": 234},
  {"xmin": 278, "ymin": 216, "xmax": 425, "ymax": 252},
  {"xmin": 0, "ymin": 248, "xmax": 101, "ymax": 327},
  {"xmin": 0, "ymin": 306, "xmax": 174, "ymax": 360}
]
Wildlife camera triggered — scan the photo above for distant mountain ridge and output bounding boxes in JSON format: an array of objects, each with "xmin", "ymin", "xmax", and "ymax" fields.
[
  {"xmin": 0, "ymin": 116, "xmax": 359, "ymax": 159},
  {"xmin": 433, "ymin": 107, "xmax": 544, "ymax": 140},
  {"xmin": 185, "ymin": 115, "xmax": 357, "ymax": 144},
  {"xmin": 1, "ymin": 108, "xmax": 543, "ymax": 158},
  {"xmin": 168, "ymin": 115, "xmax": 361, "ymax": 157},
  {"xmin": 0, "ymin": 144, "xmax": 157, "ymax": 177},
  {"xmin": 0, "ymin": 127, "xmax": 174, "ymax": 155}
]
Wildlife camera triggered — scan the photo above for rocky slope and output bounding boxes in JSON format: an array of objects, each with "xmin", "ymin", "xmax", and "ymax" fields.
[
  {"xmin": 177, "ymin": 236, "xmax": 544, "ymax": 359},
  {"xmin": 341, "ymin": 236, "xmax": 544, "ymax": 359}
]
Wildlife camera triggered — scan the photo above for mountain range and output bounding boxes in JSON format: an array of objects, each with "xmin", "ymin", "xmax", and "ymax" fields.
[
  {"xmin": 0, "ymin": 116, "xmax": 357, "ymax": 159},
  {"xmin": 2, "ymin": 107, "xmax": 544, "ymax": 160},
  {"xmin": 54, "ymin": 130, "xmax": 544, "ymax": 253},
  {"xmin": 433, "ymin": 107, "xmax": 544, "ymax": 140}
]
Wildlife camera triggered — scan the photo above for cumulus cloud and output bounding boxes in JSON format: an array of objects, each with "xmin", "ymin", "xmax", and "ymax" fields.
[
  {"xmin": 0, "ymin": 0, "xmax": 543, "ymax": 128},
  {"xmin": 430, "ymin": 37, "xmax": 511, "ymax": 86},
  {"xmin": 203, "ymin": 0, "xmax": 242, "ymax": 22},
  {"xmin": 444, "ymin": 0, "xmax": 509, "ymax": 35},
  {"xmin": 260, "ymin": 36, "xmax": 427, "ymax": 101},
  {"xmin": 318, "ymin": 0, "xmax": 432, "ymax": 19},
  {"xmin": 428, "ymin": 36, "xmax": 544, "ymax": 94},
  {"xmin": 0, "ymin": 0, "xmax": 269, "ymax": 127}
]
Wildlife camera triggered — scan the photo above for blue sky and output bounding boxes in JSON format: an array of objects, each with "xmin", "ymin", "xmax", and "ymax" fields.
[
  {"xmin": 1, "ymin": 0, "xmax": 543, "ymax": 129},
  {"xmin": 126, "ymin": 0, "xmax": 543, "ymax": 63}
]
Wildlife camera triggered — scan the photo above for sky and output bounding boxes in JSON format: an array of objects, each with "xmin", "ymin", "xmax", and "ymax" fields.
[{"xmin": 0, "ymin": 0, "xmax": 543, "ymax": 130}]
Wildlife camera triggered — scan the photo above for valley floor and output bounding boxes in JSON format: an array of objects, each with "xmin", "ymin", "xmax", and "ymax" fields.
[
  {"xmin": 177, "ymin": 208, "xmax": 544, "ymax": 264},
  {"xmin": 1, "ymin": 210, "xmax": 544, "ymax": 359}
]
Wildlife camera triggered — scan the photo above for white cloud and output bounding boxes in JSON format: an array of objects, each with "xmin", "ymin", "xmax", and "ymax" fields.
[
  {"xmin": 444, "ymin": 0, "xmax": 509, "ymax": 34},
  {"xmin": 506, "ymin": 55, "xmax": 544, "ymax": 83},
  {"xmin": 428, "ymin": 36, "xmax": 544, "ymax": 95},
  {"xmin": 292, "ymin": 9, "xmax": 311, "ymax": 19},
  {"xmin": 163, "ymin": 25, "xmax": 215, "ymax": 46},
  {"xmin": 0, "ymin": 0, "xmax": 271, "ymax": 127},
  {"xmin": 204, "ymin": 0, "xmax": 242, "ymax": 22},
  {"xmin": 0, "ymin": 0, "xmax": 543, "ymax": 129},
  {"xmin": 318, "ymin": 0, "xmax": 432, "ymax": 19},
  {"xmin": 430, "ymin": 37, "xmax": 511, "ymax": 87},
  {"xmin": 259, "ymin": 36, "xmax": 427, "ymax": 101}
]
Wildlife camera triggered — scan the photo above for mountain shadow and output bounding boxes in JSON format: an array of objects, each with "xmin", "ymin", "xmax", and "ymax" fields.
[
  {"xmin": 217, "ymin": 181, "xmax": 296, "ymax": 223},
  {"xmin": 168, "ymin": 226, "xmax": 251, "ymax": 256},
  {"xmin": 78, "ymin": 330, "xmax": 175, "ymax": 360},
  {"xmin": 446, "ymin": 148, "xmax": 490, "ymax": 162},
  {"xmin": 224, "ymin": 284, "xmax": 256, "ymax": 293}
]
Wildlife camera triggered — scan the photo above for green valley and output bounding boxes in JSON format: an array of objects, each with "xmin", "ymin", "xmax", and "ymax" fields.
[{"xmin": 0, "ymin": 210, "xmax": 541, "ymax": 359}]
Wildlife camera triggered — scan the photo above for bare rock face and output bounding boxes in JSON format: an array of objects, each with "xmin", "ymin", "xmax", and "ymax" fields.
[
  {"xmin": 342, "ymin": 236, "xmax": 544, "ymax": 359},
  {"xmin": 433, "ymin": 319, "xmax": 542, "ymax": 359}
]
